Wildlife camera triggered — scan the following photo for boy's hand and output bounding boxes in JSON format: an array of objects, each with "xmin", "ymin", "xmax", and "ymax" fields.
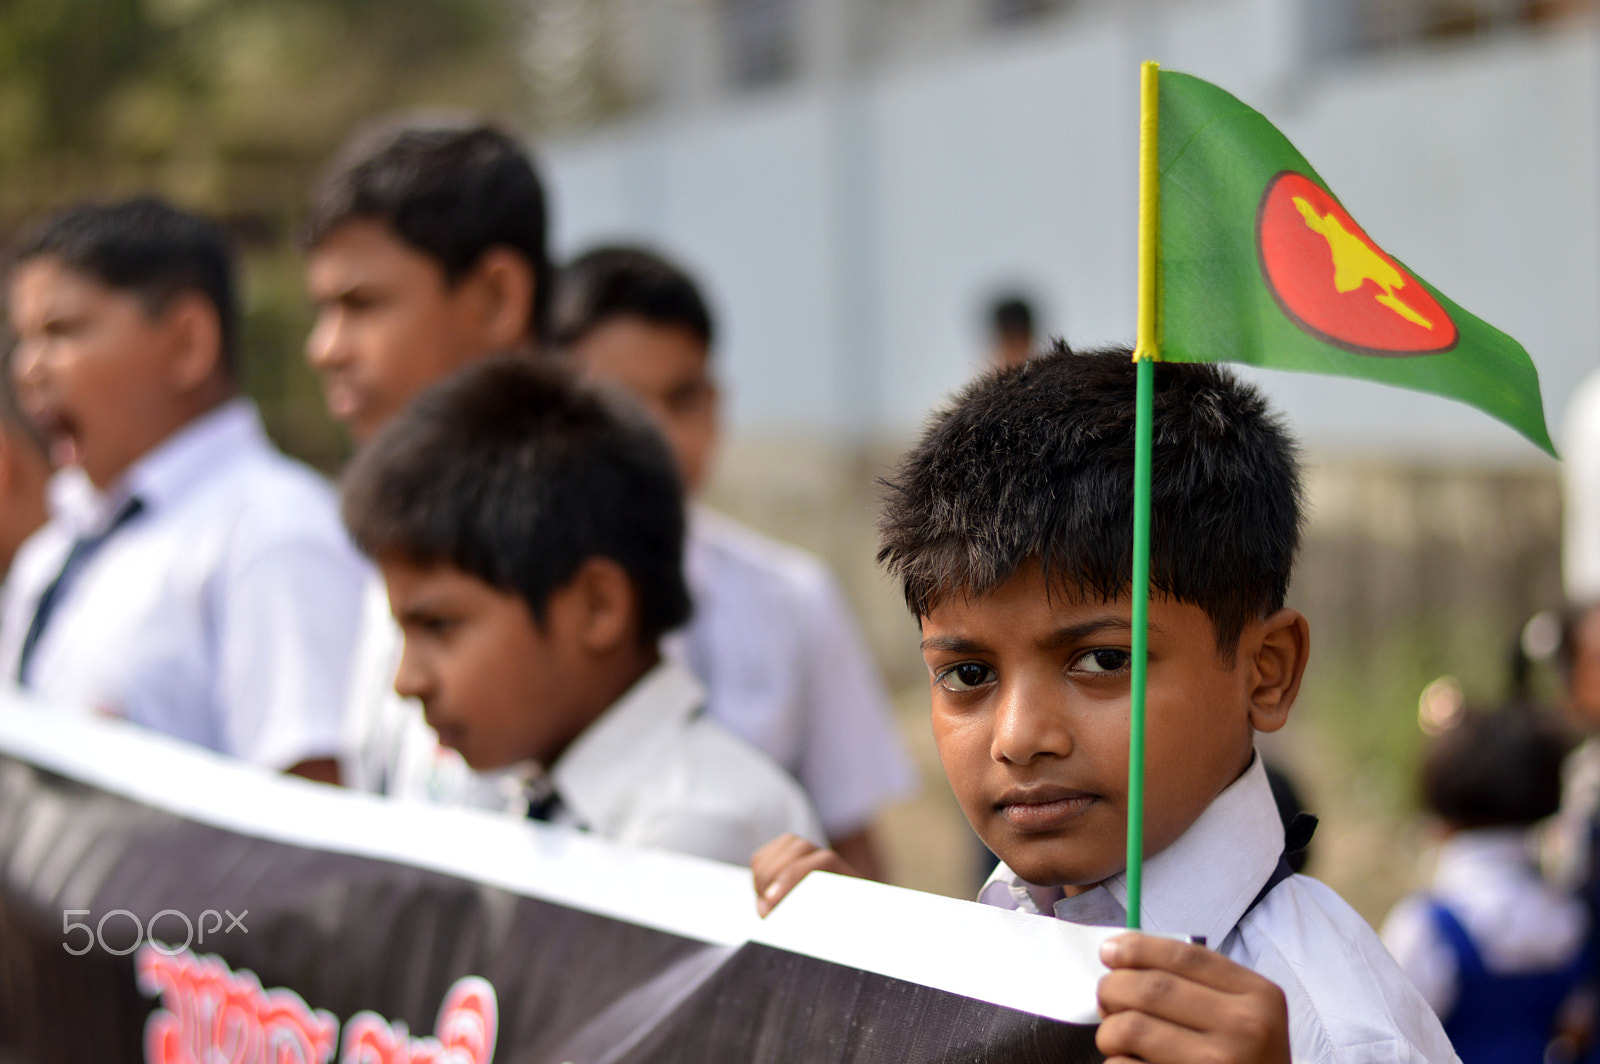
[
  {"xmin": 1096, "ymin": 933, "xmax": 1290, "ymax": 1064},
  {"xmin": 750, "ymin": 833, "xmax": 861, "ymax": 917}
]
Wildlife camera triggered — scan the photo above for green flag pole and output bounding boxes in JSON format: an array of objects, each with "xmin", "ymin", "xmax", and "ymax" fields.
[{"xmin": 1126, "ymin": 59, "xmax": 1160, "ymax": 931}]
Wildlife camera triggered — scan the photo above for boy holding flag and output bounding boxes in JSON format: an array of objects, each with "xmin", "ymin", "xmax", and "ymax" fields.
[{"xmin": 756, "ymin": 344, "xmax": 1455, "ymax": 1062}]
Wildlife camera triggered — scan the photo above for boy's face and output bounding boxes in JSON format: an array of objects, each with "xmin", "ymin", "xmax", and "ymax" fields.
[
  {"xmin": 923, "ymin": 564, "xmax": 1291, "ymax": 892},
  {"xmin": 381, "ymin": 557, "xmax": 598, "ymax": 772},
  {"xmin": 305, "ymin": 220, "xmax": 502, "ymax": 443},
  {"xmin": 9, "ymin": 257, "xmax": 183, "ymax": 488},
  {"xmin": 567, "ymin": 318, "xmax": 718, "ymax": 496}
]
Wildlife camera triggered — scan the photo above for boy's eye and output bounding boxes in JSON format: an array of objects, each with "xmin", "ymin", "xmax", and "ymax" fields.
[
  {"xmin": 412, "ymin": 614, "xmax": 458, "ymax": 637},
  {"xmin": 935, "ymin": 662, "xmax": 996, "ymax": 692},
  {"xmin": 1073, "ymin": 648, "xmax": 1131, "ymax": 675}
]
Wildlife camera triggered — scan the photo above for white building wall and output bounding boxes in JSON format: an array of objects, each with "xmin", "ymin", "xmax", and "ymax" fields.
[{"xmin": 544, "ymin": 2, "xmax": 1599, "ymax": 463}]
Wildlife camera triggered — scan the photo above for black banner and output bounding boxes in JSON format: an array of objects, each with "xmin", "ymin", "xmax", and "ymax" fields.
[{"xmin": 0, "ymin": 699, "xmax": 1107, "ymax": 1063}]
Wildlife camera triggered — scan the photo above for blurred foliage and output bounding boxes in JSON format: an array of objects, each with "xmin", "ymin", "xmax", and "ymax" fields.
[{"xmin": 0, "ymin": 0, "xmax": 535, "ymax": 469}]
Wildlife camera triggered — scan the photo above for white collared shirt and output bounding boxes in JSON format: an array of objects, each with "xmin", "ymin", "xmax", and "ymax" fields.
[
  {"xmin": 978, "ymin": 755, "xmax": 1458, "ymax": 1064},
  {"xmin": 1380, "ymin": 827, "xmax": 1588, "ymax": 1018},
  {"xmin": 1563, "ymin": 367, "xmax": 1600, "ymax": 600},
  {"xmin": 669, "ymin": 507, "xmax": 916, "ymax": 837},
  {"xmin": 0, "ymin": 400, "xmax": 368, "ymax": 769},
  {"xmin": 541, "ymin": 658, "xmax": 824, "ymax": 862},
  {"xmin": 349, "ymin": 651, "xmax": 823, "ymax": 865}
]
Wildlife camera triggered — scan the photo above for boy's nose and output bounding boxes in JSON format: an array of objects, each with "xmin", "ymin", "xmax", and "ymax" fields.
[
  {"xmin": 391, "ymin": 642, "xmax": 431, "ymax": 702},
  {"xmin": 11, "ymin": 338, "xmax": 46, "ymax": 391},
  {"xmin": 990, "ymin": 682, "xmax": 1072, "ymax": 765},
  {"xmin": 304, "ymin": 313, "xmax": 349, "ymax": 373}
]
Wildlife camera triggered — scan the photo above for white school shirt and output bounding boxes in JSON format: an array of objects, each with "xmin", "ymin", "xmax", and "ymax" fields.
[
  {"xmin": 670, "ymin": 507, "xmax": 916, "ymax": 838},
  {"xmin": 0, "ymin": 400, "xmax": 368, "ymax": 769},
  {"xmin": 1564, "ymin": 366, "xmax": 1600, "ymax": 601},
  {"xmin": 1547, "ymin": 736, "xmax": 1600, "ymax": 889},
  {"xmin": 978, "ymin": 755, "xmax": 1458, "ymax": 1064},
  {"xmin": 1380, "ymin": 828, "xmax": 1588, "ymax": 1018},
  {"xmin": 349, "ymin": 652, "xmax": 823, "ymax": 865}
]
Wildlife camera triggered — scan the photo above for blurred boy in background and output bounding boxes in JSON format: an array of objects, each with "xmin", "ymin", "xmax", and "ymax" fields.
[
  {"xmin": 303, "ymin": 116, "xmax": 552, "ymax": 805},
  {"xmin": 341, "ymin": 357, "xmax": 822, "ymax": 861},
  {"xmin": 1, "ymin": 198, "xmax": 365, "ymax": 778},
  {"xmin": 1382, "ymin": 704, "xmax": 1586, "ymax": 1061},
  {"xmin": 987, "ymin": 294, "xmax": 1036, "ymax": 371},
  {"xmin": 553, "ymin": 245, "xmax": 915, "ymax": 877}
]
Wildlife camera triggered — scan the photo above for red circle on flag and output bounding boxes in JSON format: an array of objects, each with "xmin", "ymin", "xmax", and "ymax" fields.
[{"xmin": 1257, "ymin": 172, "xmax": 1456, "ymax": 356}]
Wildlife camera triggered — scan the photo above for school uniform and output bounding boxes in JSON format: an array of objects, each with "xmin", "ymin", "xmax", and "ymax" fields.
[
  {"xmin": 1563, "ymin": 368, "xmax": 1600, "ymax": 601},
  {"xmin": 349, "ymin": 653, "xmax": 825, "ymax": 866},
  {"xmin": 672, "ymin": 507, "xmax": 916, "ymax": 838},
  {"xmin": 1381, "ymin": 829, "xmax": 1587, "ymax": 1064},
  {"xmin": 979, "ymin": 755, "xmax": 1458, "ymax": 1063},
  {"xmin": 0, "ymin": 400, "xmax": 367, "ymax": 769}
]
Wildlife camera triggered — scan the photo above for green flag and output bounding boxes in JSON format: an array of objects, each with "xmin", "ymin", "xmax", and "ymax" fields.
[{"xmin": 1157, "ymin": 70, "xmax": 1554, "ymax": 456}]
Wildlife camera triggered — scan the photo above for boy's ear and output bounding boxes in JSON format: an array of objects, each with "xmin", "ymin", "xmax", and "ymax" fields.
[
  {"xmin": 568, "ymin": 556, "xmax": 640, "ymax": 654},
  {"xmin": 1243, "ymin": 607, "xmax": 1310, "ymax": 734},
  {"xmin": 160, "ymin": 292, "xmax": 225, "ymax": 392},
  {"xmin": 463, "ymin": 247, "xmax": 536, "ymax": 352}
]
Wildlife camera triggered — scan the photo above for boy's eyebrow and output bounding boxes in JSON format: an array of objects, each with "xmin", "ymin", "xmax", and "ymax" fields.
[
  {"xmin": 1038, "ymin": 618, "xmax": 1139, "ymax": 649},
  {"xmin": 920, "ymin": 635, "xmax": 990, "ymax": 654},
  {"xmin": 920, "ymin": 617, "xmax": 1152, "ymax": 654}
]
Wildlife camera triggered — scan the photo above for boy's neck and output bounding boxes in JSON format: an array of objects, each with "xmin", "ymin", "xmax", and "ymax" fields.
[
  {"xmin": 543, "ymin": 641, "xmax": 662, "ymax": 773},
  {"xmin": 586, "ymin": 641, "xmax": 663, "ymax": 721},
  {"xmin": 87, "ymin": 382, "xmax": 238, "ymax": 491}
]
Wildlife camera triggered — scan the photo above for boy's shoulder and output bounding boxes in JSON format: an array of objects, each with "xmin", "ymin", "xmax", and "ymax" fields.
[
  {"xmin": 688, "ymin": 506, "xmax": 834, "ymax": 598},
  {"xmin": 136, "ymin": 401, "xmax": 343, "ymax": 538},
  {"xmin": 1240, "ymin": 874, "xmax": 1458, "ymax": 1064},
  {"xmin": 1159, "ymin": 762, "xmax": 1455, "ymax": 1061},
  {"xmin": 552, "ymin": 657, "xmax": 825, "ymax": 864},
  {"xmin": 162, "ymin": 405, "xmax": 356, "ymax": 567}
]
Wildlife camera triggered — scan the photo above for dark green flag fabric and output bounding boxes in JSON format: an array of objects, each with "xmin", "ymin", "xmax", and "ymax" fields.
[{"xmin": 1157, "ymin": 70, "xmax": 1554, "ymax": 455}]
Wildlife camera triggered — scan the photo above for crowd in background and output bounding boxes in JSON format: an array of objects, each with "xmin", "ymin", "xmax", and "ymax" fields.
[{"xmin": 6, "ymin": 111, "xmax": 1600, "ymax": 1062}]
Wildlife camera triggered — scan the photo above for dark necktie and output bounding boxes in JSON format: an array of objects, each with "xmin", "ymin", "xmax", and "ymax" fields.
[
  {"xmin": 17, "ymin": 496, "xmax": 145, "ymax": 686},
  {"xmin": 525, "ymin": 788, "xmax": 564, "ymax": 823}
]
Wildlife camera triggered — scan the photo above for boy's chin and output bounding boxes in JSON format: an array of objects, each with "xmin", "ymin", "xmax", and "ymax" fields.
[{"xmin": 990, "ymin": 842, "xmax": 1120, "ymax": 892}]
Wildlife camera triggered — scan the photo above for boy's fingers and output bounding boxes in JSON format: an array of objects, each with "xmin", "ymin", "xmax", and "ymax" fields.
[
  {"xmin": 1097, "ymin": 1003, "xmax": 1288, "ymax": 1064},
  {"xmin": 755, "ymin": 849, "xmax": 835, "ymax": 917},
  {"xmin": 750, "ymin": 834, "xmax": 817, "ymax": 893},
  {"xmin": 1096, "ymin": 968, "xmax": 1220, "ymax": 1033},
  {"xmin": 1096, "ymin": 1009, "xmax": 1223, "ymax": 1064},
  {"xmin": 1097, "ymin": 936, "xmax": 1290, "ymax": 1064},
  {"xmin": 1101, "ymin": 933, "xmax": 1262, "ymax": 995}
]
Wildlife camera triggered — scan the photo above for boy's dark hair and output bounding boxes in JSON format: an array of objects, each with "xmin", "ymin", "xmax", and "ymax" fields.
[
  {"xmin": 306, "ymin": 117, "xmax": 553, "ymax": 345},
  {"xmin": 553, "ymin": 245, "xmax": 714, "ymax": 352},
  {"xmin": 11, "ymin": 198, "xmax": 239, "ymax": 374},
  {"xmin": 1421, "ymin": 704, "xmax": 1569, "ymax": 829},
  {"xmin": 341, "ymin": 356, "xmax": 691, "ymax": 643},
  {"xmin": 879, "ymin": 343, "xmax": 1304, "ymax": 655},
  {"xmin": 990, "ymin": 296, "xmax": 1034, "ymax": 340}
]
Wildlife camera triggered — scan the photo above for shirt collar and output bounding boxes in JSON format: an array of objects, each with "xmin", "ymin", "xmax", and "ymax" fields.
[
  {"xmin": 546, "ymin": 657, "xmax": 706, "ymax": 831},
  {"xmin": 1433, "ymin": 826, "xmax": 1537, "ymax": 882},
  {"xmin": 979, "ymin": 752, "xmax": 1284, "ymax": 945},
  {"xmin": 48, "ymin": 399, "xmax": 262, "ymax": 535}
]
